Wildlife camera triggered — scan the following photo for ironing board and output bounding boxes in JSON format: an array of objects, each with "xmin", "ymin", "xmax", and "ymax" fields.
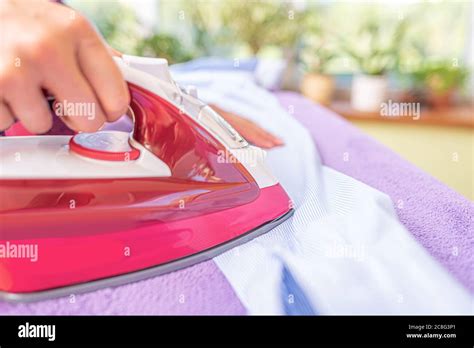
[{"xmin": 1, "ymin": 91, "xmax": 471, "ymax": 314}]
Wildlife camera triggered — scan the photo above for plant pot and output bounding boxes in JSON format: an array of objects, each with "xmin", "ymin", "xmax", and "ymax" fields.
[
  {"xmin": 301, "ymin": 73, "xmax": 335, "ymax": 106},
  {"xmin": 280, "ymin": 47, "xmax": 303, "ymax": 91},
  {"xmin": 351, "ymin": 74, "xmax": 388, "ymax": 112},
  {"xmin": 426, "ymin": 89, "xmax": 454, "ymax": 109},
  {"xmin": 399, "ymin": 89, "xmax": 426, "ymax": 105}
]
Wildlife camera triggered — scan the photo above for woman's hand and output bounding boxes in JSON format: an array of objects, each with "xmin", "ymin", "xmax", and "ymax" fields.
[
  {"xmin": 0, "ymin": 0, "xmax": 129, "ymax": 133},
  {"xmin": 210, "ymin": 104, "xmax": 283, "ymax": 149}
]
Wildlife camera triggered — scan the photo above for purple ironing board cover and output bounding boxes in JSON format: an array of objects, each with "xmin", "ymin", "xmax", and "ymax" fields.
[{"xmin": 1, "ymin": 91, "xmax": 472, "ymax": 315}]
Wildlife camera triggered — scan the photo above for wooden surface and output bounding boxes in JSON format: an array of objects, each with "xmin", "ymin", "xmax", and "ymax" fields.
[{"xmin": 329, "ymin": 101, "xmax": 474, "ymax": 128}]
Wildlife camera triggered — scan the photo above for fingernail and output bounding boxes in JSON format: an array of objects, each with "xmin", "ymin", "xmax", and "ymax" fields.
[
  {"xmin": 257, "ymin": 141, "xmax": 271, "ymax": 149},
  {"xmin": 274, "ymin": 137, "xmax": 284, "ymax": 146}
]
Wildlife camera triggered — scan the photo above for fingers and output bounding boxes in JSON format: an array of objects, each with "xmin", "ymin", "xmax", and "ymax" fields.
[
  {"xmin": 0, "ymin": 1, "xmax": 128, "ymax": 134},
  {"xmin": 212, "ymin": 104, "xmax": 284, "ymax": 149},
  {"xmin": 108, "ymin": 46, "xmax": 123, "ymax": 58},
  {"xmin": 3, "ymin": 80, "xmax": 52, "ymax": 134},
  {"xmin": 0, "ymin": 102, "xmax": 14, "ymax": 131},
  {"xmin": 225, "ymin": 114, "xmax": 284, "ymax": 148},
  {"xmin": 45, "ymin": 61, "xmax": 107, "ymax": 132},
  {"xmin": 234, "ymin": 121, "xmax": 283, "ymax": 149},
  {"xmin": 75, "ymin": 19, "xmax": 129, "ymax": 122},
  {"xmin": 242, "ymin": 126, "xmax": 283, "ymax": 149},
  {"xmin": 250, "ymin": 127, "xmax": 284, "ymax": 149}
]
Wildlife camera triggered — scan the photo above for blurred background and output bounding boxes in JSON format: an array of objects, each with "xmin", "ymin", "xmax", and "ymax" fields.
[{"xmin": 69, "ymin": 0, "xmax": 473, "ymax": 199}]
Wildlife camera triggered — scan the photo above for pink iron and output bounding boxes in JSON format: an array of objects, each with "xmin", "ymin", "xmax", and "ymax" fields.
[{"xmin": 0, "ymin": 56, "xmax": 293, "ymax": 302}]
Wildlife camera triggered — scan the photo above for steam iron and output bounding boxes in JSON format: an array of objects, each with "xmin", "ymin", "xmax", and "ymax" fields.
[{"xmin": 0, "ymin": 55, "xmax": 293, "ymax": 302}]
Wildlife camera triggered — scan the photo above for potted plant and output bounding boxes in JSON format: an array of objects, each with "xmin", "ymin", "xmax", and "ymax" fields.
[
  {"xmin": 219, "ymin": 1, "xmax": 309, "ymax": 90},
  {"xmin": 219, "ymin": 0, "xmax": 303, "ymax": 55},
  {"xmin": 300, "ymin": 45, "xmax": 337, "ymax": 106},
  {"xmin": 299, "ymin": 12, "xmax": 338, "ymax": 106},
  {"xmin": 135, "ymin": 33, "xmax": 194, "ymax": 64},
  {"xmin": 409, "ymin": 60, "xmax": 470, "ymax": 109},
  {"xmin": 342, "ymin": 17, "xmax": 409, "ymax": 112}
]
